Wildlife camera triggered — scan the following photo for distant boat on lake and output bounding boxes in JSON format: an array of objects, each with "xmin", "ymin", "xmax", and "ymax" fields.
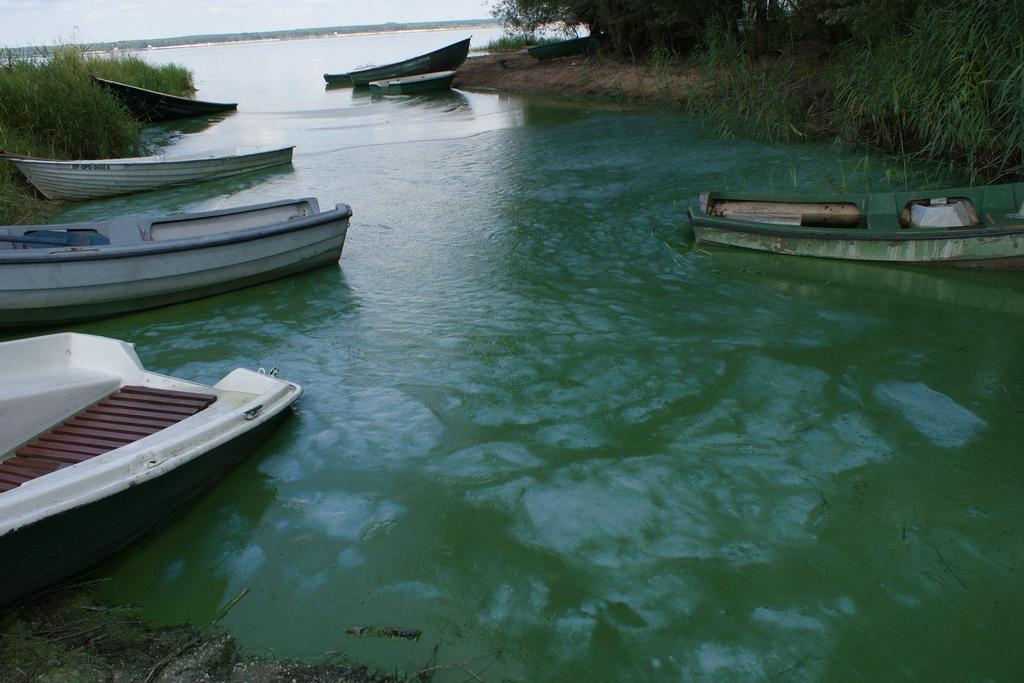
[
  {"xmin": 687, "ymin": 182, "xmax": 1024, "ymax": 269},
  {"xmin": 369, "ymin": 70, "xmax": 456, "ymax": 96},
  {"xmin": 3, "ymin": 146, "xmax": 293, "ymax": 200},
  {"xmin": 92, "ymin": 76, "xmax": 237, "ymax": 122},
  {"xmin": 324, "ymin": 37, "xmax": 471, "ymax": 87},
  {"xmin": 0, "ymin": 197, "xmax": 352, "ymax": 327}
]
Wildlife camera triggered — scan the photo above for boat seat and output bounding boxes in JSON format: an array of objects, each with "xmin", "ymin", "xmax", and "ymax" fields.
[
  {"xmin": 1, "ymin": 368, "xmax": 123, "ymax": 454},
  {"xmin": 0, "ymin": 385, "xmax": 216, "ymax": 494}
]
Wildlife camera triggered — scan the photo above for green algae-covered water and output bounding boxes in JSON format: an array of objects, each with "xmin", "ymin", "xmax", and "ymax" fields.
[{"xmin": 47, "ymin": 32, "xmax": 1024, "ymax": 681}]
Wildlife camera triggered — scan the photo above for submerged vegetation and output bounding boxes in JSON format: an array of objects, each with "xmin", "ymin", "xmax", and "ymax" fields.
[
  {"xmin": 492, "ymin": 0, "xmax": 1024, "ymax": 182},
  {"xmin": 0, "ymin": 47, "xmax": 192, "ymax": 224}
]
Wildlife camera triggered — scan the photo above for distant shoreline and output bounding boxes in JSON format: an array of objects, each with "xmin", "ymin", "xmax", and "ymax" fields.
[
  {"xmin": 100, "ymin": 23, "xmax": 498, "ymax": 54},
  {"xmin": 0, "ymin": 19, "xmax": 492, "ymax": 56}
]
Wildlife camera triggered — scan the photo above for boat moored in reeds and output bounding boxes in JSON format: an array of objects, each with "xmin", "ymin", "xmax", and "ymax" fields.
[
  {"xmin": 527, "ymin": 35, "xmax": 594, "ymax": 60},
  {"xmin": 0, "ymin": 197, "xmax": 352, "ymax": 327},
  {"xmin": 91, "ymin": 76, "xmax": 238, "ymax": 122},
  {"xmin": 687, "ymin": 182, "xmax": 1024, "ymax": 269},
  {"xmin": 3, "ymin": 146, "xmax": 294, "ymax": 201},
  {"xmin": 0, "ymin": 332, "xmax": 301, "ymax": 605},
  {"xmin": 324, "ymin": 37, "xmax": 471, "ymax": 87}
]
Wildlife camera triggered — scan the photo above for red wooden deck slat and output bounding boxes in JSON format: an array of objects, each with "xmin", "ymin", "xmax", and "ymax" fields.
[
  {"xmin": 28, "ymin": 439, "xmax": 110, "ymax": 457},
  {"xmin": 37, "ymin": 432, "xmax": 129, "ymax": 451},
  {"xmin": 16, "ymin": 446, "xmax": 96, "ymax": 464},
  {"xmin": 111, "ymin": 392, "xmax": 213, "ymax": 409},
  {"xmin": 100, "ymin": 398, "xmax": 197, "ymax": 416},
  {"xmin": 86, "ymin": 405, "xmax": 185, "ymax": 422},
  {"xmin": 0, "ymin": 461, "xmax": 53, "ymax": 479},
  {"xmin": 63, "ymin": 418, "xmax": 159, "ymax": 437},
  {"xmin": 52, "ymin": 426, "xmax": 138, "ymax": 444},
  {"xmin": 120, "ymin": 385, "xmax": 217, "ymax": 403},
  {"xmin": 5, "ymin": 456, "xmax": 59, "ymax": 473},
  {"xmin": 3, "ymin": 385, "xmax": 216, "ymax": 493},
  {"xmin": 0, "ymin": 471, "xmax": 31, "ymax": 486},
  {"xmin": 77, "ymin": 411, "xmax": 177, "ymax": 430}
]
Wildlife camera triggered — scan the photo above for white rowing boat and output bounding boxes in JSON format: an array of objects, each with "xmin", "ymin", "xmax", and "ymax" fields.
[
  {"xmin": 0, "ymin": 197, "xmax": 352, "ymax": 327},
  {"xmin": 2, "ymin": 146, "xmax": 294, "ymax": 201},
  {"xmin": 0, "ymin": 332, "xmax": 301, "ymax": 605}
]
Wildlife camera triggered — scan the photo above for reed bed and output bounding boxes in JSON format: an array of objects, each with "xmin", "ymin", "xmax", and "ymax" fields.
[
  {"xmin": 481, "ymin": 33, "xmax": 561, "ymax": 52},
  {"xmin": 0, "ymin": 47, "xmax": 193, "ymax": 223},
  {"xmin": 687, "ymin": 0, "xmax": 1024, "ymax": 183}
]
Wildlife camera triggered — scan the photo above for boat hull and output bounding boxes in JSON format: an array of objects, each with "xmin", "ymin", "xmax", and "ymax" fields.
[
  {"xmin": 92, "ymin": 76, "xmax": 237, "ymax": 122},
  {"xmin": 0, "ymin": 201, "xmax": 351, "ymax": 327},
  {"xmin": 0, "ymin": 406, "xmax": 287, "ymax": 606},
  {"xmin": 325, "ymin": 37, "xmax": 471, "ymax": 87},
  {"xmin": 9, "ymin": 147, "xmax": 294, "ymax": 201},
  {"xmin": 368, "ymin": 71, "xmax": 455, "ymax": 95},
  {"xmin": 527, "ymin": 35, "xmax": 593, "ymax": 60},
  {"xmin": 690, "ymin": 220, "xmax": 1024, "ymax": 269}
]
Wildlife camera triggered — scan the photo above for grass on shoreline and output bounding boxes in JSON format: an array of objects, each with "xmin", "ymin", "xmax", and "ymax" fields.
[{"xmin": 0, "ymin": 46, "xmax": 193, "ymax": 224}]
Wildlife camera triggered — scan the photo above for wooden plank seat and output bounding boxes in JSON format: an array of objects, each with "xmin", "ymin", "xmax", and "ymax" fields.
[{"xmin": 0, "ymin": 385, "xmax": 216, "ymax": 493}]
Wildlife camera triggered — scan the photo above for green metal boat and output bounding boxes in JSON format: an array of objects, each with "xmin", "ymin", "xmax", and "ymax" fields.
[
  {"xmin": 687, "ymin": 182, "xmax": 1024, "ymax": 269},
  {"xmin": 324, "ymin": 37, "xmax": 470, "ymax": 87},
  {"xmin": 527, "ymin": 35, "xmax": 593, "ymax": 60},
  {"xmin": 368, "ymin": 70, "xmax": 455, "ymax": 96}
]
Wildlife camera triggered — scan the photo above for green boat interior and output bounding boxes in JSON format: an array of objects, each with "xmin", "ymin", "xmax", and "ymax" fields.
[{"xmin": 701, "ymin": 181, "xmax": 1024, "ymax": 232}]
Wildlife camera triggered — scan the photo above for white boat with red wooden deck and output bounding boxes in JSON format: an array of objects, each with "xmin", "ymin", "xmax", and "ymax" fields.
[{"xmin": 0, "ymin": 333, "xmax": 301, "ymax": 605}]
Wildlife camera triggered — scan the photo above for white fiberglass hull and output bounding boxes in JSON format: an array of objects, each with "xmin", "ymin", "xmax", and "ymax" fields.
[
  {"xmin": 0, "ymin": 198, "xmax": 351, "ymax": 327},
  {"xmin": 9, "ymin": 146, "xmax": 294, "ymax": 200}
]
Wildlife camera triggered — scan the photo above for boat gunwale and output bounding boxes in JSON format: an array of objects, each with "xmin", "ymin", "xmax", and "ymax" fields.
[
  {"xmin": 0, "ymin": 200, "xmax": 352, "ymax": 264},
  {"xmin": 687, "ymin": 208, "xmax": 1024, "ymax": 241}
]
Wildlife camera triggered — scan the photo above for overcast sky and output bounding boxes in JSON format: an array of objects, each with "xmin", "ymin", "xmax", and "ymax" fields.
[{"xmin": 0, "ymin": 0, "xmax": 494, "ymax": 46}]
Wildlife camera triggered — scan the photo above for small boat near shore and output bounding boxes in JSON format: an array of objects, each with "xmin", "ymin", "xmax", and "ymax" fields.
[
  {"xmin": 0, "ymin": 197, "xmax": 352, "ymax": 327},
  {"xmin": 2, "ymin": 146, "xmax": 294, "ymax": 201},
  {"xmin": 324, "ymin": 37, "xmax": 471, "ymax": 87},
  {"xmin": 368, "ymin": 70, "xmax": 456, "ymax": 96},
  {"xmin": 0, "ymin": 332, "xmax": 301, "ymax": 605},
  {"xmin": 92, "ymin": 76, "xmax": 238, "ymax": 122},
  {"xmin": 687, "ymin": 183, "xmax": 1024, "ymax": 269},
  {"xmin": 527, "ymin": 35, "xmax": 594, "ymax": 60}
]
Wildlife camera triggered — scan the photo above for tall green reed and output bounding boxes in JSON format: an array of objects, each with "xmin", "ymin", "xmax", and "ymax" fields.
[
  {"xmin": 833, "ymin": 0, "xmax": 1024, "ymax": 182},
  {"xmin": 0, "ymin": 46, "xmax": 194, "ymax": 223}
]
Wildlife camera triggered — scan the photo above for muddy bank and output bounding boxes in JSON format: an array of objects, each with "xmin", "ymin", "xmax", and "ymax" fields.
[
  {"xmin": 0, "ymin": 582, "xmax": 405, "ymax": 683},
  {"xmin": 454, "ymin": 51, "xmax": 695, "ymax": 105}
]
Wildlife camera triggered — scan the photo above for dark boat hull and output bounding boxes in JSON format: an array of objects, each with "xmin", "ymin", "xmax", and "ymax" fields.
[
  {"xmin": 0, "ymin": 411, "xmax": 288, "ymax": 607},
  {"xmin": 527, "ymin": 35, "xmax": 593, "ymax": 60},
  {"xmin": 368, "ymin": 71, "xmax": 456, "ymax": 95},
  {"xmin": 92, "ymin": 76, "xmax": 237, "ymax": 122},
  {"xmin": 324, "ymin": 37, "xmax": 471, "ymax": 87}
]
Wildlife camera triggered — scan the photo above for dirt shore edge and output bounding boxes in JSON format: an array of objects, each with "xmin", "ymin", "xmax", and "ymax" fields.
[{"xmin": 454, "ymin": 51, "xmax": 694, "ymax": 105}]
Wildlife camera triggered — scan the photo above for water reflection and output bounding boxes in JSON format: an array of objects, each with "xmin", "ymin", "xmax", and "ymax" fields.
[{"xmin": 691, "ymin": 245, "xmax": 1024, "ymax": 317}]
